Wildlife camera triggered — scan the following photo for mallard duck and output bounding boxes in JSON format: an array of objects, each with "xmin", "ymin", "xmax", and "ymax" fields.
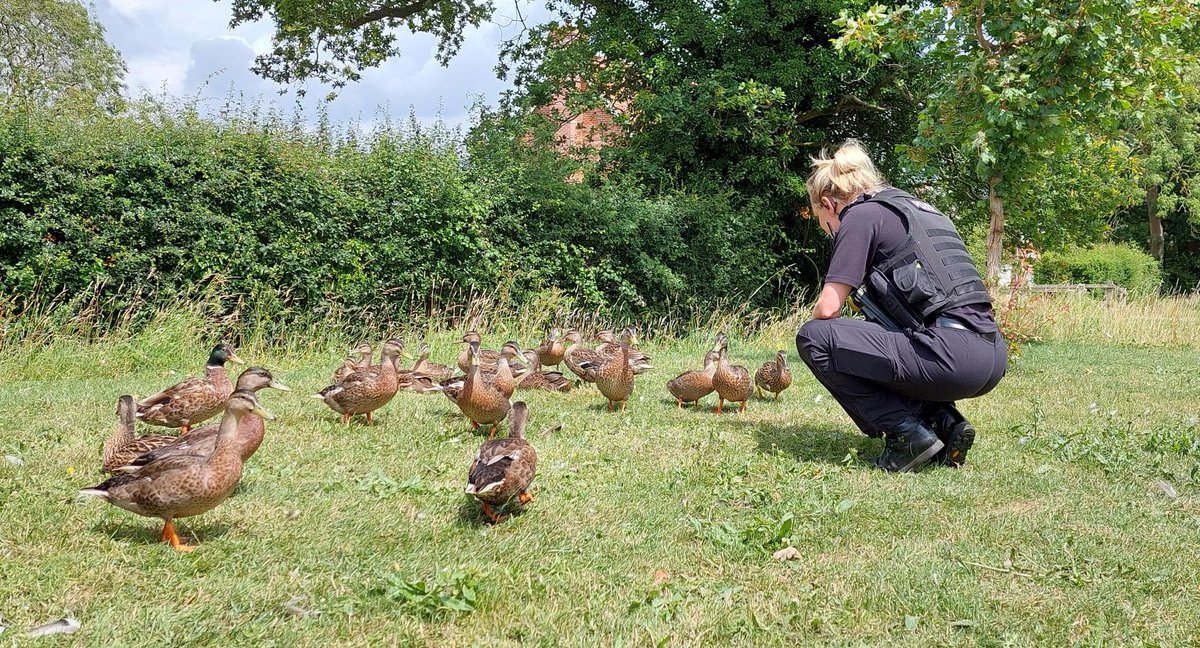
[
  {"xmin": 136, "ymin": 343, "xmax": 244, "ymax": 434},
  {"xmin": 410, "ymin": 342, "xmax": 455, "ymax": 382},
  {"xmin": 516, "ymin": 349, "xmax": 572, "ymax": 392},
  {"xmin": 755, "ymin": 350, "xmax": 792, "ymax": 399},
  {"xmin": 452, "ymin": 341, "xmax": 516, "ymax": 438},
  {"xmin": 466, "ymin": 401, "xmax": 550, "ymax": 523},
  {"xmin": 79, "ymin": 391, "xmax": 274, "ymax": 552},
  {"xmin": 101, "ymin": 396, "xmax": 178, "ymax": 473},
  {"xmin": 712, "ymin": 338, "xmax": 753, "ymax": 414},
  {"xmin": 115, "ymin": 367, "xmax": 290, "ymax": 472},
  {"xmin": 535, "ymin": 328, "xmax": 566, "ymax": 369},
  {"xmin": 332, "ymin": 341, "xmax": 373, "ymax": 384},
  {"xmin": 666, "ymin": 349, "xmax": 721, "ymax": 409},
  {"xmin": 594, "ymin": 329, "xmax": 618, "ymax": 355},
  {"xmin": 563, "ymin": 330, "xmax": 603, "ymax": 383},
  {"xmin": 313, "ymin": 339, "xmax": 407, "ymax": 425},
  {"xmin": 456, "ymin": 331, "xmax": 504, "ymax": 372},
  {"xmin": 593, "ymin": 333, "xmax": 638, "ymax": 411}
]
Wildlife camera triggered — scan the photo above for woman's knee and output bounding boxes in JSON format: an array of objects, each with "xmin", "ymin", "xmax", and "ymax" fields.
[{"xmin": 796, "ymin": 318, "xmax": 836, "ymax": 366}]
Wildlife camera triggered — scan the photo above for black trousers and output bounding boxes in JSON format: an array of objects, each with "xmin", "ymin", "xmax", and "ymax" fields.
[{"xmin": 796, "ymin": 318, "xmax": 1008, "ymax": 438}]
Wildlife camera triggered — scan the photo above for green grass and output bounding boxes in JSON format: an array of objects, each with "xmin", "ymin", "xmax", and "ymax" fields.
[{"xmin": 1, "ymin": 332, "xmax": 1199, "ymax": 646}]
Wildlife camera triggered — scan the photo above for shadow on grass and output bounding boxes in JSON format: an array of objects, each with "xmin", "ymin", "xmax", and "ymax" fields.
[
  {"xmin": 454, "ymin": 497, "xmax": 531, "ymax": 528},
  {"xmin": 91, "ymin": 518, "xmax": 234, "ymax": 546},
  {"xmin": 739, "ymin": 420, "xmax": 880, "ymax": 465}
]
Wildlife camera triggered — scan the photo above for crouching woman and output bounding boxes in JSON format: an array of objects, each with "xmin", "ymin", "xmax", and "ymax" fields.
[{"xmin": 797, "ymin": 139, "xmax": 1007, "ymax": 472}]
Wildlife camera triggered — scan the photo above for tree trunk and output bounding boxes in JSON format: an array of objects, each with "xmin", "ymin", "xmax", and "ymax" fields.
[
  {"xmin": 984, "ymin": 174, "xmax": 1005, "ymax": 284},
  {"xmin": 1147, "ymin": 184, "xmax": 1164, "ymax": 261}
]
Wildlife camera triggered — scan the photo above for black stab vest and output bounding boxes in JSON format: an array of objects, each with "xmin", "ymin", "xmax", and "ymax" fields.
[{"xmin": 855, "ymin": 187, "xmax": 992, "ymax": 327}]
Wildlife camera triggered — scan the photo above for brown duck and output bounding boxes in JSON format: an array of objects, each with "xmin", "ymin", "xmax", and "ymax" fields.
[
  {"xmin": 516, "ymin": 349, "xmax": 572, "ymax": 393},
  {"xmin": 114, "ymin": 367, "xmax": 290, "ymax": 472},
  {"xmin": 313, "ymin": 339, "xmax": 407, "ymax": 425},
  {"xmin": 755, "ymin": 350, "xmax": 792, "ymax": 399},
  {"xmin": 101, "ymin": 396, "xmax": 178, "ymax": 473},
  {"xmin": 593, "ymin": 333, "xmax": 638, "ymax": 411},
  {"xmin": 666, "ymin": 349, "xmax": 721, "ymax": 409},
  {"xmin": 535, "ymin": 328, "xmax": 566, "ymax": 369},
  {"xmin": 332, "ymin": 341, "xmax": 374, "ymax": 384},
  {"xmin": 452, "ymin": 341, "xmax": 516, "ymax": 439},
  {"xmin": 712, "ymin": 339, "xmax": 753, "ymax": 414},
  {"xmin": 136, "ymin": 343, "xmax": 244, "ymax": 434},
  {"xmin": 80, "ymin": 391, "xmax": 274, "ymax": 552},
  {"xmin": 456, "ymin": 331, "xmax": 504, "ymax": 372},
  {"xmin": 466, "ymin": 401, "xmax": 554, "ymax": 523},
  {"xmin": 410, "ymin": 342, "xmax": 455, "ymax": 382},
  {"xmin": 562, "ymin": 330, "xmax": 601, "ymax": 383}
]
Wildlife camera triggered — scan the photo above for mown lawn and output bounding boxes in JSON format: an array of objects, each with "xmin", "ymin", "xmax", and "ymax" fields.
[{"xmin": 1, "ymin": 333, "xmax": 1198, "ymax": 646}]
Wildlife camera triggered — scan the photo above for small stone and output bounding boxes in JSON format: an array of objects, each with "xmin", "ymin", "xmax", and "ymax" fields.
[
  {"xmin": 772, "ymin": 546, "xmax": 801, "ymax": 561},
  {"xmin": 4, "ymin": 455, "xmax": 22, "ymax": 466}
]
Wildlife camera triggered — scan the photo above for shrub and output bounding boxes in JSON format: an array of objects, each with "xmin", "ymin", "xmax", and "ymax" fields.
[
  {"xmin": 0, "ymin": 100, "xmax": 785, "ymax": 338},
  {"xmin": 1034, "ymin": 243, "xmax": 1162, "ymax": 295}
]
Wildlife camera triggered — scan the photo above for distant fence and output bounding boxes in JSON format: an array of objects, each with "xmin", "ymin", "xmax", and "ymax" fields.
[{"xmin": 1025, "ymin": 282, "xmax": 1128, "ymax": 300}]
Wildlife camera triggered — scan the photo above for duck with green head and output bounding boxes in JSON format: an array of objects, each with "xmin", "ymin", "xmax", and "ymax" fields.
[{"xmin": 136, "ymin": 343, "xmax": 244, "ymax": 434}]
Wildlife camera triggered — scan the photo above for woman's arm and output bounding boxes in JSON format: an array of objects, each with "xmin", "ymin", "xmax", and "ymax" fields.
[{"xmin": 812, "ymin": 282, "xmax": 853, "ymax": 320}]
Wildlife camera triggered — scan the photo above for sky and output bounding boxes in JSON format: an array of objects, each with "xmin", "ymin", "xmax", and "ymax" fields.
[{"xmin": 90, "ymin": 0, "xmax": 544, "ymax": 130}]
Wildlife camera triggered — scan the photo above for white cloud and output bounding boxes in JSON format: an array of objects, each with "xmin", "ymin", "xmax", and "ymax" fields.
[{"xmin": 93, "ymin": 0, "xmax": 543, "ymax": 128}]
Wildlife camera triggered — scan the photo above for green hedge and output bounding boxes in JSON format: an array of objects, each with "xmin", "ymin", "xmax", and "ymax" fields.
[
  {"xmin": 0, "ymin": 103, "xmax": 782, "ymax": 334},
  {"xmin": 1034, "ymin": 243, "xmax": 1163, "ymax": 295}
]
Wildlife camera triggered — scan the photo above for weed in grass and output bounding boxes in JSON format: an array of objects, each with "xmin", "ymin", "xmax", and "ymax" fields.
[{"xmin": 378, "ymin": 568, "xmax": 480, "ymax": 617}]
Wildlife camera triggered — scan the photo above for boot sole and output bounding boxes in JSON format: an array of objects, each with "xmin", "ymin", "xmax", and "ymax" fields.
[
  {"xmin": 898, "ymin": 439, "xmax": 945, "ymax": 473},
  {"xmin": 939, "ymin": 422, "xmax": 976, "ymax": 467}
]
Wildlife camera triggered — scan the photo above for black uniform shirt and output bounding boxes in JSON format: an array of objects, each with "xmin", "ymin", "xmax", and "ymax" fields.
[{"xmin": 827, "ymin": 197, "xmax": 998, "ymax": 333}]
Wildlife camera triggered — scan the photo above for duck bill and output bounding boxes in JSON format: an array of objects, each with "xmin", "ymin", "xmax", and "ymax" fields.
[
  {"xmin": 228, "ymin": 353, "xmax": 246, "ymax": 365},
  {"xmin": 269, "ymin": 380, "xmax": 292, "ymax": 392},
  {"xmin": 251, "ymin": 405, "xmax": 277, "ymax": 420}
]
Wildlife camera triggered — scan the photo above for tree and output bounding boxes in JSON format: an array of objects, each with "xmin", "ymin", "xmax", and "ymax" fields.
[
  {"xmin": 224, "ymin": 0, "xmax": 493, "ymax": 91},
  {"xmin": 492, "ymin": 0, "xmax": 921, "ymax": 290},
  {"xmin": 835, "ymin": 0, "xmax": 1200, "ymax": 280},
  {"xmin": 1126, "ymin": 68, "xmax": 1200, "ymax": 262},
  {"xmin": 0, "ymin": 0, "xmax": 126, "ymax": 112}
]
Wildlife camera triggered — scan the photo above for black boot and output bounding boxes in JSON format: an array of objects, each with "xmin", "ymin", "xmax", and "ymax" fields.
[
  {"xmin": 925, "ymin": 405, "xmax": 976, "ymax": 468},
  {"xmin": 872, "ymin": 417, "xmax": 944, "ymax": 473}
]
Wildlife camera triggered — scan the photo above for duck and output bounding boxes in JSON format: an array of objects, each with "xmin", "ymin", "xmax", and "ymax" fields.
[
  {"xmin": 593, "ymin": 332, "xmax": 639, "ymax": 411},
  {"xmin": 456, "ymin": 331, "xmax": 504, "ymax": 372},
  {"xmin": 79, "ymin": 391, "xmax": 274, "ymax": 552},
  {"xmin": 332, "ymin": 341, "xmax": 374, "ymax": 384},
  {"xmin": 755, "ymin": 350, "xmax": 792, "ymax": 399},
  {"xmin": 451, "ymin": 341, "xmax": 518, "ymax": 438},
  {"xmin": 712, "ymin": 336, "xmax": 753, "ymax": 414},
  {"xmin": 466, "ymin": 401, "xmax": 553, "ymax": 523},
  {"xmin": 101, "ymin": 396, "xmax": 178, "ymax": 473},
  {"xmin": 313, "ymin": 338, "xmax": 407, "ymax": 425},
  {"xmin": 409, "ymin": 342, "xmax": 455, "ymax": 382},
  {"xmin": 535, "ymin": 328, "xmax": 566, "ymax": 370},
  {"xmin": 113, "ymin": 367, "xmax": 290, "ymax": 472},
  {"xmin": 562, "ymin": 330, "xmax": 599, "ymax": 383},
  {"xmin": 442, "ymin": 342, "xmax": 527, "ymax": 398},
  {"xmin": 136, "ymin": 343, "xmax": 244, "ymax": 434},
  {"xmin": 516, "ymin": 349, "xmax": 572, "ymax": 393},
  {"xmin": 666, "ymin": 349, "xmax": 721, "ymax": 409}
]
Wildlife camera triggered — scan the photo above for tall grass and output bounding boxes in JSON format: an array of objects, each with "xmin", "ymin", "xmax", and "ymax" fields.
[
  {"xmin": 0, "ymin": 276, "xmax": 813, "ymax": 382},
  {"xmin": 1021, "ymin": 292, "xmax": 1200, "ymax": 348}
]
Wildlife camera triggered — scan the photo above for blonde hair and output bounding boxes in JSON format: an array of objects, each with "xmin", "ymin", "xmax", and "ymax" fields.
[{"xmin": 805, "ymin": 139, "xmax": 885, "ymax": 206}]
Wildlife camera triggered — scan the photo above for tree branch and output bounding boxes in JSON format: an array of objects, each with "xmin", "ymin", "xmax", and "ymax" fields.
[
  {"xmin": 347, "ymin": 0, "xmax": 439, "ymax": 29},
  {"xmin": 975, "ymin": 0, "xmax": 994, "ymax": 53},
  {"xmin": 794, "ymin": 94, "xmax": 888, "ymax": 123}
]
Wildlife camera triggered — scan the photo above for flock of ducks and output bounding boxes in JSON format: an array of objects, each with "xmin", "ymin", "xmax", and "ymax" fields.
[{"xmin": 79, "ymin": 330, "xmax": 792, "ymax": 550}]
